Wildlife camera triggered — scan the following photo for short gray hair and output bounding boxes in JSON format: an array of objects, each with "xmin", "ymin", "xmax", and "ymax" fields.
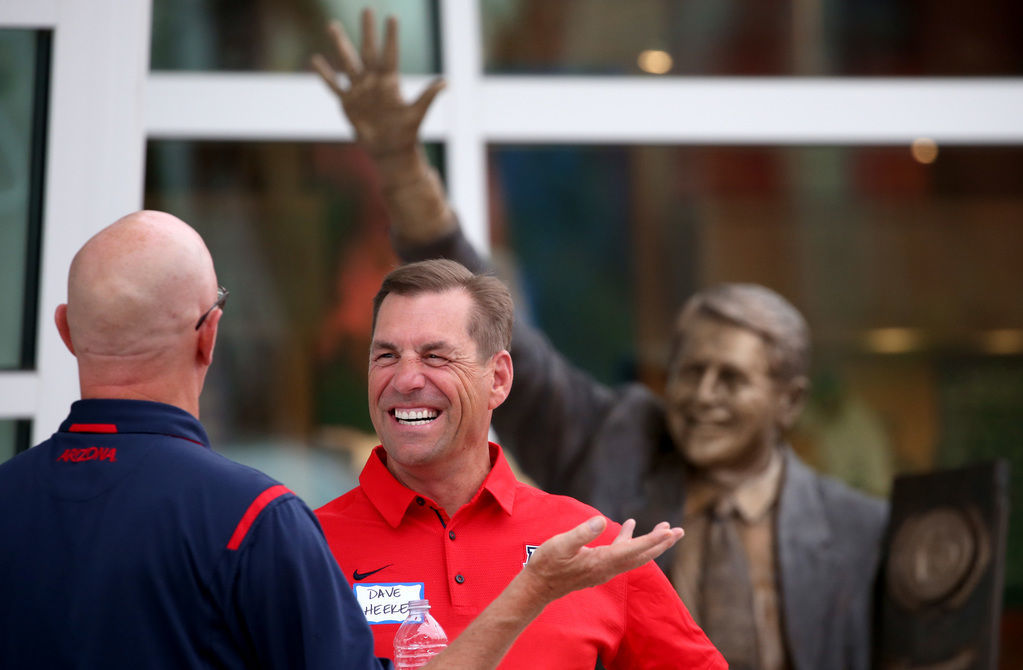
[{"xmin": 671, "ymin": 283, "xmax": 810, "ymax": 382}]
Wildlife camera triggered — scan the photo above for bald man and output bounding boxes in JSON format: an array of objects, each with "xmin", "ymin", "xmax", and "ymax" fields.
[{"xmin": 0, "ymin": 210, "xmax": 688, "ymax": 669}]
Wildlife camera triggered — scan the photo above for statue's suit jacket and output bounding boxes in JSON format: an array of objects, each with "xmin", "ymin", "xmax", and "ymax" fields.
[{"xmin": 401, "ymin": 230, "xmax": 889, "ymax": 670}]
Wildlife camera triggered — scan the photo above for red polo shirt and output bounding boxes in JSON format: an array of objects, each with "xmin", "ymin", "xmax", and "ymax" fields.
[{"xmin": 316, "ymin": 444, "xmax": 724, "ymax": 669}]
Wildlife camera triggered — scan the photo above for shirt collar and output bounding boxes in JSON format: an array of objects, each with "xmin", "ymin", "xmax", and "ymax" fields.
[
  {"xmin": 684, "ymin": 446, "xmax": 785, "ymax": 524},
  {"xmin": 59, "ymin": 398, "xmax": 210, "ymax": 448},
  {"xmin": 479, "ymin": 443, "xmax": 518, "ymax": 515},
  {"xmin": 359, "ymin": 442, "xmax": 517, "ymax": 529}
]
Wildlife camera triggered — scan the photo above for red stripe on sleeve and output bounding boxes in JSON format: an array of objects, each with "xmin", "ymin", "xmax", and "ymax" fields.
[
  {"xmin": 68, "ymin": 423, "xmax": 118, "ymax": 433},
  {"xmin": 227, "ymin": 484, "xmax": 292, "ymax": 550}
]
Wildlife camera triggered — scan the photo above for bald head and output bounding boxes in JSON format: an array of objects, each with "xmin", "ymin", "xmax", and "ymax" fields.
[{"xmin": 58, "ymin": 210, "xmax": 221, "ymax": 414}]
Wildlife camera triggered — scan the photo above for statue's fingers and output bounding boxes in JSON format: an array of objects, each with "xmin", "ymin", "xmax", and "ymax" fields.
[
  {"xmin": 380, "ymin": 15, "xmax": 399, "ymax": 73},
  {"xmin": 328, "ymin": 20, "xmax": 363, "ymax": 79},
  {"xmin": 360, "ymin": 7, "xmax": 379, "ymax": 70},
  {"xmin": 409, "ymin": 78, "xmax": 447, "ymax": 125},
  {"xmin": 311, "ymin": 54, "xmax": 345, "ymax": 97}
]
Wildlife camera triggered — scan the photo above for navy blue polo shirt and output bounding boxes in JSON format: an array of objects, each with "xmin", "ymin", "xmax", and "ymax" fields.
[{"xmin": 0, "ymin": 399, "xmax": 390, "ymax": 669}]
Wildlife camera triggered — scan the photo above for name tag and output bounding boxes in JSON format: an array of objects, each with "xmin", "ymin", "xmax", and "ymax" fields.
[{"xmin": 353, "ymin": 582, "xmax": 425, "ymax": 625}]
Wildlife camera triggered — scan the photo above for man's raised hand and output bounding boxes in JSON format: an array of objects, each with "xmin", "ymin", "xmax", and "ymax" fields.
[{"xmin": 521, "ymin": 516, "xmax": 684, "ymax": 602}]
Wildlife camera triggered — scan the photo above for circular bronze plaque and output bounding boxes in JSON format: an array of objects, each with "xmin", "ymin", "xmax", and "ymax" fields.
[{"xmin": 887, "ymin": 506, "xmax": 988, "ymax": 611}]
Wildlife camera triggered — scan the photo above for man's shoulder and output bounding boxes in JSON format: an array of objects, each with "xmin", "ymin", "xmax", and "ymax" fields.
[
  {"xmin": 0, "ymin": 440, "xmax": 44, "ymax": 469},
  {"xmin": 168, "ymin": 439, "xmax": 284, "ymax": 493},
  {"xmin": 0, "ymin": 433, "xmax": 281, "ymax": 503},
  {"xmin": 807, "ymin": 460, "xmax": 886, "ymax": 517},
  {"xmin": 511, "ymin": 481, "xmax": 625, "ymax": 540},
  {"xmin": 0, "ymin": 441, "xmax": 44, "ymax": 490},
  {"xmin": 514, "ymin": 479, "xmax": 601, "ymax": 513},
  {"xmin": 141, "ymin": 442, "xmax": 301, "ymax": 541},
  {"xmin": 783, "ymin": 449, "xmax": 888, "ymax": 538}
]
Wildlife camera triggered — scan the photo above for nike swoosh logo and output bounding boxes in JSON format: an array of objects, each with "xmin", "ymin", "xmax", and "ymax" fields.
[{"xmin": 352, "ymin": 564, "xmax": 393, "ymax": 581}]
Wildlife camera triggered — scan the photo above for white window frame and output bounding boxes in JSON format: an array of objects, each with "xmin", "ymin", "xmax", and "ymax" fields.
[{"xmin": 0, "ymin": 0, "xmax": 151, "ymax": 443}]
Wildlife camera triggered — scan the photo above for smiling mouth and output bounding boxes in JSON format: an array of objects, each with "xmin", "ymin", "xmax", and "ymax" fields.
[
  {"xmin": 392, "ymin": 408, "xmax": 440, "ymax": 425},
  {"xmin": 686, "ymin": 416, "xmax": 729, "ymax": 433}
]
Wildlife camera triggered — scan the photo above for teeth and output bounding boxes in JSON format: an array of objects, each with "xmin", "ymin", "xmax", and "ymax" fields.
[{"xmin": 394, "ymin": 408, "xmax": 439, "ymax": 423}]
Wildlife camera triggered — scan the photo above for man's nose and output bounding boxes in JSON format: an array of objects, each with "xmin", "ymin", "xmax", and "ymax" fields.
[{"xmin": 391, "ymin": 357, "xmax": 426, "ymax": 393}]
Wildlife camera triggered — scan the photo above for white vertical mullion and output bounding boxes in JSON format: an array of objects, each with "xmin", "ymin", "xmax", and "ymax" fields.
[
  {"xmin": 0, "ymin": 374, "xmax": 38, "ymax": 419},
  {"xmin": 0, "ymin": 0, "xmax": 55, "ymax": 426},
  {"xmin": 31, "ymin": 0, "xmax": 152, "ymax": 442},
  {"xmin": 438, "ymin": 0, "xmax": 489, "ymax": 253}
]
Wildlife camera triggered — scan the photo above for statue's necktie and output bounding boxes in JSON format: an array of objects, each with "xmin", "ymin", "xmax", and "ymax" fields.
[{"xmin": 700, "ymin": 500, "xmax": 760, "ymax": 670}]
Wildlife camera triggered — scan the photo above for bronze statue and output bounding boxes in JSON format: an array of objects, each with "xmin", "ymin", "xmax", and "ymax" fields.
[{"xmin": 313, "ymin": 11, "xmax": 888, "ymax": 669}]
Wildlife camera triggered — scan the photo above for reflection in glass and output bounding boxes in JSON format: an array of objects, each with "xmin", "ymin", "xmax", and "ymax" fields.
[
  {"xmin": 487, "ymin": 143, "xmax": 1023, "ymax": 599},
  {"xmin": 481, "ymin": 0, "xmax": 1023, "ymax": 75},
  {"xmin": 144, "ymin": 140, "xmax": 443, "ymax": 505},
  {"xmin": 151, "ymin": 0, "xmax": 440, "ymax": 73},
  {"xmin": 0, "ymin": 30, "xmax": 46, "ymax": 370},
  {"xmin": 0, "ymin": 420, "xmax": 29, "ymax": 464},
  {"xmin": 0, "ymin": 420, "xmax": 13, "ymax": 463}
]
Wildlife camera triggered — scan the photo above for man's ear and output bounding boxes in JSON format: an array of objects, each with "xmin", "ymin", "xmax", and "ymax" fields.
[
  {"xmin": 55, "ymin": 304, "xmax": 75, "ymax": 355},
  {"xmin": 196, "ymin": 307, "xmax": 221, "ymax": 366},
  {"xmin": 488, "ymin": 350, "xmax": 514, "ymax": 410},
  {"xmin": 776, "ymin": 375, "xmax": 809, "ymax": 432}
]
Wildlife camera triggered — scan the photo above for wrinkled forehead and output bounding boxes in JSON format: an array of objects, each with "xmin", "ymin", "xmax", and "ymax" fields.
[{"xmin": 375, "ymin": 289, "xmax": 475, "ymax": 341}]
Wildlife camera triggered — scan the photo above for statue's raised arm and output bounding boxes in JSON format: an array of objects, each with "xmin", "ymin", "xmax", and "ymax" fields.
[{"xmin": 312, "ymin": 9, "xmax": 455, "ymax": 245}]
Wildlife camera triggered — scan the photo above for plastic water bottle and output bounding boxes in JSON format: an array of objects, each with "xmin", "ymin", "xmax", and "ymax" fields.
[{"xmin": 393, "ymin": 599, "xmax": 448, "ymax": 670}]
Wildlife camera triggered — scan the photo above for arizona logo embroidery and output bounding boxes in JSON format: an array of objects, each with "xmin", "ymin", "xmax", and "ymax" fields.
[
  {"xmin": 56, "ymin": 447, "xmax": 117, "ymax": 463},
  {"xmin": 523, "ymin": 544, "xmax": 540, "ymax": 568}
]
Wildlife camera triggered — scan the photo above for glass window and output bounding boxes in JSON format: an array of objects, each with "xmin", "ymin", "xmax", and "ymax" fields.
[
  {"xmin": 0, "ymin": 30, "xmax": 48, "ymax": 370},
  {"xmin": 487, "ymin": 142, "xmax": 1023, "ymax": 600},
  {"xmin": 938, "ymin": 357, "xmax": 1023, "ymax": 604},
  {"xmin": 144, "ymin": 140, "xmax": 444, "ymax": 506},
  {"xmin": 482, "ymin": 0, "xmax": 1023, "ymax": 76},
  {"xmin": 151, "ymin": 0, "xmax": 440, "ymax": 74},
  {"xmin": 0, "ymin": 420, "xmax": 30, "ymax": 464}
]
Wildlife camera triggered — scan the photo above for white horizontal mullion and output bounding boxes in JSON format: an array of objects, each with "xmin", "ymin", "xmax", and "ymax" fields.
[
  {"xmin": 478, "ymin": 78, "xmax": 1023, "ymax": 145},
  {"xmin": 147, "ymin": 73, "xmax": 1023, "ymax": 145},
  {"xmin": 0, "ymin": 373, "xmax": 39, "ymax": 419},
  {"xmin": 0, "ymin": 0, "xmax": 58, "ymax": 26},
  {"xmin": 146, "ymin": 72, "xmax": 450, "ymax": 141}
]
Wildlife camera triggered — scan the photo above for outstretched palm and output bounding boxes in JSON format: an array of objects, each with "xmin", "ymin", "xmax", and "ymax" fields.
[{"xmin": 312, "ymin": 9, "xmax": 444, "ymax": 159}]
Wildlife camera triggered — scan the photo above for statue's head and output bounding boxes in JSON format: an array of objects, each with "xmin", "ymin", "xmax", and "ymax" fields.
[{"xmin": 664, "ymin": 283, "xmax": 810, "ymax": 483}]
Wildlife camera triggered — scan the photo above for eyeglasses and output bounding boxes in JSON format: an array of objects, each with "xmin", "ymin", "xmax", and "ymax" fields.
[{"xmin": 195, "ymin": 285, "xmax": 229, "ymax": 330}]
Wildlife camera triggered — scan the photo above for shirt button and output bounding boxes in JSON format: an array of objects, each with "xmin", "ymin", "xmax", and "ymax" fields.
[
  {"xmin": 416, "ymin": 497, "xmax": 425, "ymax": 506},
  {"xmin": 454, "ymin": 574, "xmax": 465, "ymax": 584},
  {"xmin": 448, "ymin": 530, "xmax": 456, "ymax": 541}
]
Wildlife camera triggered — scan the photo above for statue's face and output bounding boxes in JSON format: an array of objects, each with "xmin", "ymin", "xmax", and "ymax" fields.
[{"xmin": 664, "ymin": 315, "xmax": 784, "ymax": 479}]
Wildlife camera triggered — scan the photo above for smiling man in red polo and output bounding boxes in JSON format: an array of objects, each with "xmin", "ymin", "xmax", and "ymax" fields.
[{"xmin": 316, "ymin": 259, "xmax": 724, "ymax": 669}]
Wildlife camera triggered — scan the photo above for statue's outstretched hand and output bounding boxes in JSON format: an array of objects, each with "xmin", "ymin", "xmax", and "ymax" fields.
[{"xmin": 312, "ymin": 8, "xmax": 444, "ymax": 160}]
